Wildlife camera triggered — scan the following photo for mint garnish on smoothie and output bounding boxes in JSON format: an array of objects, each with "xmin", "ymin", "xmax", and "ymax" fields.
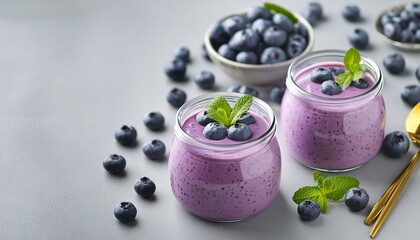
[
  {"xmin": 336, "ymin": 47, "xmax": 365, "ymax": 90},
  {"xmin": 206, "ymin": 94, "xmax": 253, "ymax": 127}
]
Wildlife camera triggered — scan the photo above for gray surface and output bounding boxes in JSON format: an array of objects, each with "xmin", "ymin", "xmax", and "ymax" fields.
[{"xmin": 1, "ymin": 0, "xmax": 419, "ymax": 239}]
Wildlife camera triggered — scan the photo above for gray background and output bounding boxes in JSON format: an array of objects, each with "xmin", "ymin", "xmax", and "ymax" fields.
[{"xmin": 1, "ymin": 0, "xmax": 419, "ymax": 239}]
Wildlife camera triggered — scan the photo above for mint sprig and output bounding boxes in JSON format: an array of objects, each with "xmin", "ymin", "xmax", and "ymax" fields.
[
  {"xmin": 336, "ymin": 48, "xmax": 365, "ymax": 90},
  {"xmin": 206, "ymin": 94, "xmax": 253, "ymax": 127},
  {"xmin": 263, "ymin": 2, "xmax": 298, "ymax": 23},
  {"xmin": 292, "ymin": 170, "xmax": 359, "ymax": 213}
]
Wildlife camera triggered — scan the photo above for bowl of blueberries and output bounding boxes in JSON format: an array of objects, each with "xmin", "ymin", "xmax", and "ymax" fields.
[
  {"xmin": 376, "ymin": 3, "xmax": 420, "ymax": 50},
  {"xmin": 204, "ymin": 4, "xmax": 314, "ymax": 85}
]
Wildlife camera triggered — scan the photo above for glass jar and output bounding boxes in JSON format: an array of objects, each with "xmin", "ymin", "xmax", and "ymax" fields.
[
  {"xmin": 280, "ymin": 50, "xmax": 385, "ymax": 172},
  {"xmin": 169, "ymin": 92, "xmax": 281, "ymax": 221}
]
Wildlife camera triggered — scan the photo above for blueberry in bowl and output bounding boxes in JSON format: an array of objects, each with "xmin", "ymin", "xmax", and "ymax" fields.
[
  {"xmin": 375, "ymin": 3, "xmax": 420, "ymax": 51},
  {"xmin": 204, "ymin": 3, "xmax": 314, "ymax": 85}
]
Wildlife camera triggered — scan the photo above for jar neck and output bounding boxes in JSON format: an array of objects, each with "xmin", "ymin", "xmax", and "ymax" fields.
[
  {"xmin": 286, "ymin": 49, "xmax": 384, "ymax": 107},
  {"xmin": 174, "ymin": 92, "xmax": 277, "ymax": 152}
]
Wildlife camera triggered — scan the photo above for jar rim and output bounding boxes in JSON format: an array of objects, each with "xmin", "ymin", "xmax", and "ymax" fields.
[
  {"xmin": 174, "ymin": 92, "xmax": 277, "ymax": 151},
  {"xmin": 286, "ymin": 49, "xmax": 384, "ymax": 105}
]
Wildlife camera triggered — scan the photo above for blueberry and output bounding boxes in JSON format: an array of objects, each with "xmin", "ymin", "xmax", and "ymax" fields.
[
  {"xmin": 415, "ymin": 29, "xmax": 420, "ymax": 43},
  {"xmin": 400, "ymin": 29, "xmax": 414, "ymax": 43},
  {"xmin": 174, "ymin": 46, "xmax": 190, "ymax": 63},
  {"xmin": 329, "ymin": 67, "xmax": 345, "ymax": 76},
  {"xmin": 203, "ymin": 122, "xmax": 227, "ymax": 140},
  {"xmin": 383, "ymin": 53, "xmax": 405, "ymax": 74},
  {"xmin": 201, "ymin": 43, "xmax": 211, "ymax": 62},
  {"xmin": 195, "ymin": 111, "xmax": 216, "ymax": 126},
  {"xmin": 351, "ymin": 78, "xmax": 369, "ymax": 89},
  {"xmin": 227, "ymin": 123, "xmax": 252, "ymax": 141},
  {"xmin": 381, "ymin": 131, "xmax": 410, "ymax": 158},
  {"xmin": 167, "ymin": 88, "xmax": 187, "ymax": 108},
  {"xmin": 227, "ymin": 84, "xmax": 241, "ymax": 93},
  {"xmin": 263, "ymin": 26, "xmax": 288, "ymax": 47},
  {"xmin": 103, "ymin": 154, "xmax": 126, "ymax": 174},
  {"xmin": 260, "ymin": 47, "xmax": 287, "ymax": 64},
  {"xmin": 348, "ymin": 28, "xmax": 369, "ymax": 50},
  {"xmin": 238, "ymin": 85, "xmax": 259, "ymax": 97},
  {"xmin": 286, "ymin": 34, "xmax": 307, "ymax": 58},
  {"xmin": 405, "ymin": 3, "xmax": 420, "ymax": 15},
  {"xmin": 416, "ymin": 66, "xmax": 420, "ymax": 81},
  {"xmin": 297, "ymin": 200, "xmax": 321, "ymax": 221},
  {"xmin": 342, "ymin": 4, "xmax": 361, "ymax": 22},
  {"xmin": 401, "ymin": 85, "xmax": 420, "ymax": 107},
  {"xmin": 114, "ymin": 202, "xmax": 137, "ymax": 223},
  {"xmin": 272, "ymin": 13, "xmax": 294, "ymax": 33},
  {"xmin": 345, "ymin": 188, "xmax": 369, "ymax": 212},
  {"xmin": 302, "ymin": 2, "xmax": 323, "ymax": 26},
  {"xmin": 251, "ymin": 18, "xmax": 273, "ymax": 35},
  {"xmin": 164, "ymin": 59, "xmax": 187, "ymax": 81},
  {"xmin": 270, "ymin": 84, "xmax": 287, "ymax": 103},
  {"xmin": 236, "ymin": 51, "xmax": 258, "ymax": 64},
  {"xmin": 208, "ymin": 23, "xmax": 230, "ymax": 49},
  {"xmin": 142, "ymin": 139, "xmax": 166, "ymax": 160},
  {"xmin": 194, "ymin": 71, "xmax": 215, "ymax": 89},
  {"xmin": 221, "ymin": 15, "xmax": 247, "ymax": 36},
  {"xmin": 237, "ymin": 113, "xmax": 256, "ymax": 125},
  {"xmin": 294, "ymin": 22, "xmax": 308, "ymax": 38},
  {"xmin": 134, "ymin": 177, "xmax": 156, "ymax": 198},
  {"xmin": 310, "ymin": 67, "xmax": 333, "ymax": 83},
  {"xmin": 114, "ymin": 125, "xmax": 137, "ymax": 146},
  {"xmin": 321, "ymin": 80, "xmax": 342, "ymax": 96},
  {"xmin": 228, "ymin": 28, "xmax": 260, "ymax": 52},
  {"xmin": 383, "ymin": 22, "xmax": 402, "ymax": 41},
  {"xmin": 246, "ymin": 6, "xmax": 272, "ymax": 22},
  {"xmin": 217, "ymin": 44, "xmax": 237, "ymax": 61},
  {"xmin": 143, "ymin": 112, "xmax": 165, "ymax": 131}
]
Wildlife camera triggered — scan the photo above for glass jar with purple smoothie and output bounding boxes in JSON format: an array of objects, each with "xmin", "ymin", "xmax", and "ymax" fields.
[
  {"xmin": 280, "ymin": 49, "xmax": 385, "ymax": 172},
  {"xmin": 169, "ymin": 92, "xmax": 281, "ymax": 221}
]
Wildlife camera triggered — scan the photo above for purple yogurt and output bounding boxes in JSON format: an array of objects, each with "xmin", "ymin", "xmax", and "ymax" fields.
[
  {"xmin": 169, "ymin": 93, "xmax": 281, "ymax": 221},
  {"xmin": 280, "ymin": 50, "xmax": 385, "ymax": 171}
]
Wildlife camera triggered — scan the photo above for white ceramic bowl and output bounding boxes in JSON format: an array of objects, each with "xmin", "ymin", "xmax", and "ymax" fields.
[{"xmin": 204, "ymin": 12, "xmax": 314, "ymax": 86}]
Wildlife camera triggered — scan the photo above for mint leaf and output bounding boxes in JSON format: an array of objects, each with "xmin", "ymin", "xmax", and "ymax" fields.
[
  {"xmin": 263, "ymin": 2, "xmax": 298, "ymax": 23},
  {"xmin": 343, "ymin": 47, "xmax": 361, "ymax": 70},
  {"xmin": 313, "ymin": 170, "xmax": 327, "ymax": 188},
  {"xmin": 336, "ymin": 73, "xmax": 353, "ymax": 89},
  {"xmin": 323, "ymin": 176, "xmax": 359, "ymax": 201},
  {"xmin": 229, "ymin": 94, "xmax": 253, "ymax": 125},
  {"xmin": 206, "ymin": 96, "xmax": 232, "ymax": 126},
  {"xmin": 338, "ymin": 48, "xmax": 365, "ymax": 89},
  {"xmin": 292, "ymin": 186, "xmax": 328, "ymax": 213}
]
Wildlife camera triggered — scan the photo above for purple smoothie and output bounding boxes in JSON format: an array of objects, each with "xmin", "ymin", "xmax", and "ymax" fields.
[
  {"xmin": 169, "ymin": 94, "xmax": 281, "ymax": 221},
  {"xmin": 281, "ymin": 59, "xmax": 385, "ymax": 171}
]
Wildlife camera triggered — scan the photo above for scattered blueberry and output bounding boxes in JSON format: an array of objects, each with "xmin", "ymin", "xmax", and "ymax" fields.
[
  {"xmin": 208, "ymin": 23, "xmax": 230, "ymax": 49},
  {"xmin": 103, "ymin": 154, "xmax": 126, "ymax": 174},
  {"xmin": 194, "ymin": 71, "xmax": 215, "ymax": 89},
  {"xmin": 236, "ymin": 51, "xmax": 258, "ymax": 64},
  {"xmin": 143, "ymin": 112, "xmax": 165, "ymax": 131},
  {"xmin": 260, "ymin": 47, "xmax": 287, "ymax": 64},
  {"xmin": 201, "ymin": 43, "xmax": 211, "ymax": 62},
  {"xmin": 302, "ymin": 2, "xmax": 323, "ymax": 26},
  {"xmin": 381, "ymin": 131, "xmax": 410, "ymax": 158},
  {"xmin": 227, "ymin": 123, "xmax": 252, "ymax": 141},
  {"xmin": 203, "ymin": 122, "xmax": 228, "ymax": 140},
  {"xmin": 416, "ymin": 66, "xmax": 420, "ymax": 81},
  {"xmin": 238, "ymin": 85, "xmax": 259, "ymax": 97},
  {"xmin": 114, "ymin": 125, "xmax": 137, "ymax": 146},
  {"xmin": 401, "ymin": 85, "xmax": 420, "ymax": 107},
  {"xmin": 237, "ymin": 113, "xmax": 256, "ymax": 125},
  {"xmin": 321, "ymin": 80, "xmax": 342, "ymax": 96},
  {"xmin": 310, "ymin": 67, "xmax": 333, "ymax": 83},
  {"xmin": 167, "ymin": 88, "xmax": 187, "ymax": 108},
  {"xmin": 383, "ymin": 53, "xmax": 405, "ymax": 74},
  {"xmin": 134, "ymin": 177, "xmax": 156, "ymax": 198},
  {"xmin": 246, "ymin": 6, "xmax": 272, "ymax": 22},
  {"xmin": 114, "ymin": 202, "xmax": 137, "ymax": 223},
  {"xmin": 228, "ymin": 28, "xmax": 260, "ymax": 52},
  {"xmin": 297, "ymin": 200, "xmax": 321, "ymax": 221},
  {"xmin": 196, "ymin": 111, "xmax": 216, "ymax": 126},
  {"xmin": 263, "ymin": 26, "xmax": 288, "ymax": 47},
  {"xmin": 270, "ymin": 84, "xmax": 287, "ymax": 103},
  {"xmin": 348, "ymin": 28, "xmax": 369, "ymax": 50},
  {"xmin": 351, "ymin": 78, "xmax": 369, "ymax": 89},
  {"xmin": 142, "ymin": 139, "xmax": 166, "ymax": 160},
  {"xmin": 227, "ymin": 84, "xmax": 241, "ymax": 93},
  {"xmin": 164, "ymin": 59, "xmax": 187, "ymax": 82},
  {"xmin": 217, "ymin": 44, "xmax": 237, "ymax": 61},
  {"xmin": 345, "ymin": 188, "xmax": 369, "ymax": 212},
  {"xmin": 329, "ymin": 67, "xmax": 345, "ymax": 76},
  {"xmin": 174, "ymin": 46, "xmax": 190, "ymax": 63},
  {"xmin": 342, "ymin": 4, "xmax": 361, "ymax": 22},
  {"xmin": 221, "ymin": 15, "xmax": 247, "ymax": 36},
  {"xmin": 272, "ymin": 13, "xmax": 294, "ymax": 33}
]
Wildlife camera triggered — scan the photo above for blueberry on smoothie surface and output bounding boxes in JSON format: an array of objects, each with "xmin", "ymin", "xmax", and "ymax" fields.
[
  {"xmin": 321, "ymin": 80, "xmax": 342, "ymax": 96},
  {"xmin": 143, "ymin": 112, "xmax": 165, "ymax": 131},
  {"xmin": 351, "ymin": 78, "xmax": 369, "ymax": 89},
  {"xmin": 310, "ymin": 67, "xmax": 333, "ymax": 84},
  {"xmin": 381, "ymin": 131, "xmax": 410, "ymax": 158},
  {"xmin": 134, "ymin": 177, "xmax": 156, "ymax": 198},
  {"xmin": 114, "ymin": 125, "xmax": 137, "ymax": 146},
  {"xmin": 383, "ymin": 53, "xmax": 405, "ymax": 74},
  {"xmin": 196, "ymin": 111, "xmax": 216, "ymax": 126},
  {"xmin": 237, "ymin": 113, "xmax": 256, "ymax": 125},
  {"xmin": 227, "ymin": 123, "xmax": 253, "ymax": 141},
  {"xmin": 329, "ymin": 67, "xmax": 345, "ymax": 76},
  {"xmin": 114, "ymin": 202, "xmax": 137, "ymax": 223},
  {"xmin": 203, "ymin": 122, "xmax": 228, "ymax": 140}
]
